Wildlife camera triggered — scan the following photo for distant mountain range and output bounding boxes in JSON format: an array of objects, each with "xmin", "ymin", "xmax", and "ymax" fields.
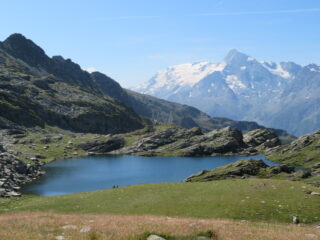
[
  {"xmin": 0, "ymin": 34, "xmax": 293, "ymax": 140},
  {"xmin": 133, "ymin": 50, "xmax": 320, "ymax": 136}
]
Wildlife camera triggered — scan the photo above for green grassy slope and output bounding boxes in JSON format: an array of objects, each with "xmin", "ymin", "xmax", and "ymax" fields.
[
  {"xmin": 267, "ymin": 130, "xmax": 320, "ymax": 168},
  {"xmin": 1, "ymin": 179, "xmax": 319, "ymax": 224}
]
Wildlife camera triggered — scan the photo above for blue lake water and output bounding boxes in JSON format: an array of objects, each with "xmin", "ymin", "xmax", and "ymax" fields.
[{"xmin": 22, "ymin": 154, "xmax": 275, "ymax": 196}]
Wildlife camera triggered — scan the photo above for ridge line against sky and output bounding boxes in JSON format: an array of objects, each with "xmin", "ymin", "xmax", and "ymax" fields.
[
  {"xmin": 0, "ymin": 0, "xmax": 319, "ymax": 87},
  {"xmin": 115, "ymin": 8, "xmax": 320, "ymax": 19}
]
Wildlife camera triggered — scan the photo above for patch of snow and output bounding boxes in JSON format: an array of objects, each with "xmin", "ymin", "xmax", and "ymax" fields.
[
  {"xmin": 310, "ymin": 68, "xmax": 320, "ymax": 72},
  {"xmin": 240, "ymin": 66, "xmax": 246, "ymax": 70},
  {"xmin": 133, "ymin": 61, "xmax": 227, "ymax": 93},
  {"xmin": 208, "ymin": 89, "xmax": 211, "ymax": 93},
  {"xmin": 225, "ymin": 75, "xmax": 246, "ymax": 90},
  {"xmin": 84, "ymin": 67, "xmax": 98, "ymax": 73},
  {"xmin": 261, "ymin": 62, "xmax": 292, "ymax": 79},
  {"xmin": 247, "ymin": 57, "xmax": 255, "ymax": 61}
]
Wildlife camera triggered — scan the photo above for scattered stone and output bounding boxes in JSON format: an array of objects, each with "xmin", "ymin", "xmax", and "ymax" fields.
[
  {"xmin": 53, "ymin": 136, "xmax": 63, "ymax": 141},
  {"xmin": 310, "ymin": 192, "xmax": 320, "ymax": 196},
  {"xmin": 305, "ymin": 233, "xmax": 318, "ymax": 239},
  {"xmin": 147, "ymin": 234, "xmax": 166, "ymax": 240},
  {"xmin": 40, "ymin": 137, "xmax": 51, "ymax": 144},
  {"xmin": 55, "ymin": 236, "xmax": 65, "ymax": 240},
  {"xmin": 197, "ymin": 237, "xmax": 210, "ymax": 240},
  {"xmin": 79, "ymin": 226, "xmax": 91, "ymax": 233},
  {"xmin": 292, "ymin": 216, "xmax": 299, "ymax": 224},
  {"xmin": 62, "ymin": 225, "xmax": 77, "ymax": 230}
]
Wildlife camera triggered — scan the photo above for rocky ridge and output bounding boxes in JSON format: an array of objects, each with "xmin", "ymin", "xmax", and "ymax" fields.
[
  {"xmin": 184, "ymin": 159, "xmax": 312, "ymax": 183},
  {"xmin": 267, "ymin": 129, "xmax": 320, "ymax": 168},
  {"xmin": 110, "ymin": 126, "xmax": 281, "ymax": 157}
]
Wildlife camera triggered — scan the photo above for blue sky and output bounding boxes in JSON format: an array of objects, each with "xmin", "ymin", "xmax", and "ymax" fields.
[{"xmin": 0, "ymin": 0, "xmax": 319, "ymax": 87}]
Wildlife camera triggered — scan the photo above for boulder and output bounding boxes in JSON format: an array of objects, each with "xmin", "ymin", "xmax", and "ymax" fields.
[
  {"xmin": 269, "ymin": 164, "xmax": 295, "ymax": 174},
  {"xmin": 147, "ymin": 235, "xmax": 166, "ymax": 240}
]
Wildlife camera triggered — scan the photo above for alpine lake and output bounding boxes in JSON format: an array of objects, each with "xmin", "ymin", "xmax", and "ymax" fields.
[{"xmin": 22, "ymin": 154, "xmax": 275, "ymax": 196}]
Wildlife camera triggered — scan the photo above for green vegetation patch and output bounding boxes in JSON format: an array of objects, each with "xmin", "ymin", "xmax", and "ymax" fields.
[
  {"xmin": 267, "ymin": 137, "xmax": 320, "ymax": 168},
  {"xmin": 0, "ymin": 179, "xmax": 319, "ymax": 224}
]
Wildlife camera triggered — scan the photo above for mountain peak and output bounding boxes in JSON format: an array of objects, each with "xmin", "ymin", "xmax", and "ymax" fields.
[
  {"xmin": 4, "ymin": 33, "xmax": 28, "ymax": 43},
  {"xmin": 2, "ymin": 33, "xmax": 48, "ymax": 67},
  {"xmin": 224, "ymin": 49, "xmax": 253, "ymax": 65}
]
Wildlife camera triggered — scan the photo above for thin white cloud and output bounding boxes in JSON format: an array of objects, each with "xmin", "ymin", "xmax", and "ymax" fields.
[
  {"xmin": 114, "ymin": 15, "xmax": 160, "ymax": 20},
  {"xmin": 189, "ymin": 8, "xmax": 320, "ymax": 17},
  {"xmin": 115, "ymin": 8, "xmax": 320, "ymax": 20}
]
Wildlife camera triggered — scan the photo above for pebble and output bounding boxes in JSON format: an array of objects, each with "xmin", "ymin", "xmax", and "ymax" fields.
[
  {"xmin": 62, "ymin": 225, "xmax": 77, "ymax": 229},
  {"xmin": 55, "ymin": 236, "xmax": 65, "ymax": 240},
  {"xmin": 79, "ymin": 226, "xmax": 91, "ymax": 233},
  {"xmin": 147, "ymin": 235, "xmax": 166, "ymax": 240},
  {"xmin": 310, "ymin": 192, "xmax": 320, "ymax": 196},
  {"xmin": 305, "ymin": 233, "xmax": 318, "ymax": 239}
]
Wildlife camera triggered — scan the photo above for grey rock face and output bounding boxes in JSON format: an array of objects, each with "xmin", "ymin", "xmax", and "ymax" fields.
[
  {"xmin": 113, "ymin": 126, "xmax": 280, "ymax": 157},
  {"xmin": 77, "ymin": 137, "xmax": 124, "ymax": 153},
  {"xmin": 0, "ymin": 152, "xmax": 44, "ymax": 197}
]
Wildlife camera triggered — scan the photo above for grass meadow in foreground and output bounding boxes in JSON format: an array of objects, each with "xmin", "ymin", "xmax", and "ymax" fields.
[
  {"xmin": 0, "ymin": 179, "xmax": 319, "ymax": 224},
  {"xmin": 0, "ymin": 212, "xmax": 319, "ymax": 240}
]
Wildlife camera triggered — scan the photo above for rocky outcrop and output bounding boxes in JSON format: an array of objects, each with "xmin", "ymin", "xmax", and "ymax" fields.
[
  {"xmin": 77, "ymin": 136, "xmax": 124, "ymax": 153},
  {"xmin": 182, "ymin": 127, "xmax": 246, "ymax": 156},
  {"xmin": 184, "ymin": 159, "xmax": 305, "ymax": 182},
  {"xmin": 243, "ymin": 129, "xmax": 281, "ymax": 149},
  {"xmin": 113, "ymin": 126, "xmax": 281, "ymax": 157},
  {"xmin": 267, "ymin": 129, "xmax": 320, "ymax": 168},
  {"xmin": 185, "ymin": 159, "xmax": 268, "ymax": 182},
  {"xmin": 0, "ymin": 152, "xmax": 44, "ymax": 197}
]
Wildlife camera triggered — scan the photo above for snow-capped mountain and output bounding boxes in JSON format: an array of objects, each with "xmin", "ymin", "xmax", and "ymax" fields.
[{"xmin": 132, "ymin": 50, "xmax": 320, "ymax": 136}]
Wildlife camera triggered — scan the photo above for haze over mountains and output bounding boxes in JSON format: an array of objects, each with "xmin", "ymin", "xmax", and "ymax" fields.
[{"xmin": 133, "ymin": 50, "xmax": 320, "ymax": 136}]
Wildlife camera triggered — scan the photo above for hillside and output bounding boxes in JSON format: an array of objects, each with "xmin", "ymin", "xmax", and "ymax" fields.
[
  {"xmin": 0, "ymin": 34, "xmax": 145, "ymax": 134},
  {"xmin": 267, "ymin": 129, "xmax": 320, "ymax": 168},
  {"xmin": 133, "ymin": 50, "xmax": 320, "ymax": 136}
]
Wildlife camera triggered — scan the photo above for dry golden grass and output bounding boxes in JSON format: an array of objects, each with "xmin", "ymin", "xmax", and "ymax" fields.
[{"xmin": 0, "ymin": 212, "xmax": 319, "ymax": 240}]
